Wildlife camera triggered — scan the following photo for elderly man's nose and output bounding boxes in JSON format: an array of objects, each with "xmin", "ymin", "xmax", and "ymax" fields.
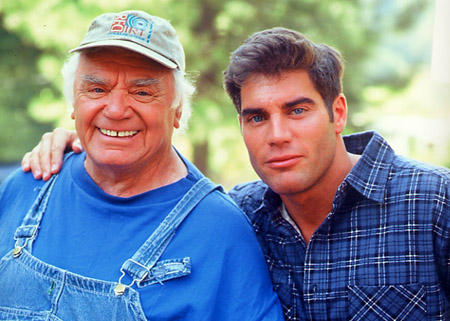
[{"xmin": 104, "ymin": 92, "xmax": 132, "ymax": 119}]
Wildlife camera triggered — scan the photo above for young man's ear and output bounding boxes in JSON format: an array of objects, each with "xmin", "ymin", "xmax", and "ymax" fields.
[{"xmin": 333, "ymin": 94, "xmax": 347, "ymax": 134}]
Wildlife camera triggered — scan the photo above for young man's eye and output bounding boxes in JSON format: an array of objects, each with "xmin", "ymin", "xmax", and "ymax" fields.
[
  {"xmin": 250, "ymin": 115, "xmax": 264, "ymax": 123},
  {"xmin": 292, "ymin": 108, "xmax": 304, "ymax": 115}
]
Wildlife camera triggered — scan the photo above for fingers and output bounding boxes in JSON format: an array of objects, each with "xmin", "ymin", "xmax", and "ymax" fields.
[
  {"xmin": 49, "ymin": 127, "xmax": 81, "ymax": 175},
  {"xmin": 20, "ymin": 128, "xmax": 81, "ymax": 181},
  {"xmin": 40, "ymin": 132, "xmax": 56, "ymax": 181},
  {"xmin": 21, "ymin": 142, "xmax": 44, "ymax": 180},
  {"xmin": 21, "ymin": 151, "xmax": 32, "ymax": 172},
  {"xmin": 21, "ymin": 149, "xmax": 37, "ymax": 174}
]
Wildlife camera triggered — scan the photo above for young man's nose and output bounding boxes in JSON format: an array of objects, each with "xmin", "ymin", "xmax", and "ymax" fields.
[{"xmin": 268, "ymin": 116, "xmax": 292, "ymax": 146}]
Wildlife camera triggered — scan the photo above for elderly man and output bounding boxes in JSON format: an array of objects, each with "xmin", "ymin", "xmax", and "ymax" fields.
[{"xmin": 0, "ymin": 11, "xmax": 284, "ymax": 320}]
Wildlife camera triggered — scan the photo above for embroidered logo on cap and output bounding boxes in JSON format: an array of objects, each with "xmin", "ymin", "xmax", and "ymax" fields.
[{"xmin": 109, "ymin": 14, "xmax": 154, "ymax": 43}]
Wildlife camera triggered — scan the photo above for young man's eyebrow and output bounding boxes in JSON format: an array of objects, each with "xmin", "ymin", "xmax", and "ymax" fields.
[
  {"xmin": 241, "ymin": 107, "xmax": 267, "ymax": 117},
  {"xmin": 241, "ymin": 97, "xmax": 316, "ymax": 116},
  {"xmin": 284, "ymin": 97, "xmax": 316, "ymax": 109}
]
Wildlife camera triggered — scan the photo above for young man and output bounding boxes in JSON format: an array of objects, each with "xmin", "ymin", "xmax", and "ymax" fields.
[
  {"xmin": 22, "ymin": 27, "xmax": 450, "ymax": 320},
  {"xmin": 224, "ymin": 27, "xmax": 450, "ymax": 320}
]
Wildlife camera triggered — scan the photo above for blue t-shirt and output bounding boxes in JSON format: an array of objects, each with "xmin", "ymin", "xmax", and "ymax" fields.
[{"xmin": 0, "ymin": 152, "xmax": 283, "ymax": 320}]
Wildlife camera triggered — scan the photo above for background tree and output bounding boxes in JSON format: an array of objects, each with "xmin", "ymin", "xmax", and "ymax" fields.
[
  {"xmin": 0, "ymin": 13, "xmax": 53, "ymax": 161},
  {"xmin": 0, "ymin": 0, "xmax": 443, "ymax": 187}
]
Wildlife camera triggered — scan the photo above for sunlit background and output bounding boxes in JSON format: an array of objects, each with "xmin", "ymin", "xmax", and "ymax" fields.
[{"xmin": 0, "ymin": 0, "xmax": 449, "ymax": 188}]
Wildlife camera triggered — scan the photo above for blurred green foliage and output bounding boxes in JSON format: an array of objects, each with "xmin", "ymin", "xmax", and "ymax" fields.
[{"xmin": 0, "ymin": 0, "xmax": 445, "ymax": 187}]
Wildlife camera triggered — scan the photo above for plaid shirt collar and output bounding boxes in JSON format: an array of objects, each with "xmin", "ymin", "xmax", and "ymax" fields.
[
  {"xmin": 343, "ymin": 131, "xmax": 395, "ymax": 203},
  {"xmin": 260, "ymin": 131, "xmax": 394, "ymax": 213}
]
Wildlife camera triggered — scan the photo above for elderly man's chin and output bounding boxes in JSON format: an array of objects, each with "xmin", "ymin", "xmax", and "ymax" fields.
[
  {"xmin": 86, "ymin": 149, "xmax": 138, "ymax": 167},
  {"xmin": 84, "ymin": 133, "xmax": 144, "ymax": 166},
  {"xmin": 85, "ymin": 138, "xmax": 155, "ymax": 167}
]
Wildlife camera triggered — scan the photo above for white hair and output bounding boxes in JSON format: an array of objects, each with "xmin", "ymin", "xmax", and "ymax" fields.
[{"xmin": 61, "ymin": 51, "xmax": 195, "ymax": 132}]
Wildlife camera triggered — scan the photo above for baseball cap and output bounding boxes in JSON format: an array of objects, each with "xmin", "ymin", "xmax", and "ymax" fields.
[{"xmin": 70, "ymin": 10, "xmax": 185, "ymax": 72}]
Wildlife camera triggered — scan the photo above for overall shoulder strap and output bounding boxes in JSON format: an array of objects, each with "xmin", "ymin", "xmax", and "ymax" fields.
[
  {"xmin": 13, "ymin": 174, "xmax": 58, "ymax": 254},
  {"xmin": 120, "ymin": 177, "xmax": 220, "ymax": 283},
  {"xmin": 13, "ymin": 152, "xmax": 75, "ymax": 252}
]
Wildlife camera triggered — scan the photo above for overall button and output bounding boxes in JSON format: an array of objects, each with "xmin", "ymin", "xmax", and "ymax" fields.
[
  {"xmin": 114, "ymin": 283, "xmax": 127, "ymax": 296},
  {"xmin": 12, "ymin": 247, "xmax": 22, "ymax": 258}
]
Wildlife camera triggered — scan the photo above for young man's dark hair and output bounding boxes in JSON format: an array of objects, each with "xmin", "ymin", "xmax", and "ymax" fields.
[{"xmin": 224, "ymin": 27, "xmax": 344, "ymax": 121}]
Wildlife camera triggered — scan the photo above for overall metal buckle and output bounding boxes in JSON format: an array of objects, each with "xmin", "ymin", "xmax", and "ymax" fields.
[{"xmin": 114, "ymin": 259, "xmax": 149, "ymax": 296}]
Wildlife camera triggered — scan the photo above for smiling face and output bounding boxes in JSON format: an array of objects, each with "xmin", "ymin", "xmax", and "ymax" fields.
[
  {"xmin": 239, "ymin": 69, "xmax": 347, "ymax": 198},
  {"xmin": 72, "ymin": 48, "xmax": 180, "ymax": 174}
]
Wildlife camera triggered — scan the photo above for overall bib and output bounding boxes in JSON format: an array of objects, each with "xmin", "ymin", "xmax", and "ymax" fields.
[{"xmin": 0, "ymin": 172, "xmax": 219, "ymax": 321}]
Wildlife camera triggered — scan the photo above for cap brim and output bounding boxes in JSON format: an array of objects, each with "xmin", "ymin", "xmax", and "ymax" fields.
[{"xmin": 69, "ymin": 39, "xmax": 178, "ymax": 69}]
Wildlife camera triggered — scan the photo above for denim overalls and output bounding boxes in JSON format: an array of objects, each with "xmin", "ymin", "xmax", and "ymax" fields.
[{"xmin": 0, "ymin": 172, "xmax": 219, "ymax": 320}]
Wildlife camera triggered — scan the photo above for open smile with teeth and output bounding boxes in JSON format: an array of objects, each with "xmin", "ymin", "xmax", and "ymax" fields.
[{"xmin": 99, "ymin": 128, "xmax": 138, "ymax": 137}]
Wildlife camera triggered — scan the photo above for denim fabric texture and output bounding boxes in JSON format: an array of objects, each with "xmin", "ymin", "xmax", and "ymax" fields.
[
  {"xmin": 0, "ymin": 250, "xmax": 147, "ymax": 320},
  {"xmin": 229, "ymin": 131, "xmax": 450, "ymax": 321},
  {"xmin": 0, "ymin": 171, "xmax": 217, "ymax": 320}
]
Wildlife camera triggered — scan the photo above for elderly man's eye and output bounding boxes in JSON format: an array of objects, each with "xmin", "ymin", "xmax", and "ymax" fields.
[{"xmin": 90, "ymin": 88, "xmax": 105, "ymax": 93}]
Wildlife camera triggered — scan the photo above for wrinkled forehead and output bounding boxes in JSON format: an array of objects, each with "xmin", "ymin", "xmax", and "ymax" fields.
[
  {"xmin": 79, "ymin": 47, "xmax": 172, "ymax": 75},
  {"xmin": 73, "ymin": 48, "xmax": 176, "ymax": 99}
]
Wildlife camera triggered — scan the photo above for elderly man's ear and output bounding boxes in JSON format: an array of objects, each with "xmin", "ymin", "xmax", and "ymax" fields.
[{"xmin": 174, "ymin": 108, "xmax": 182, "ymax": 129}]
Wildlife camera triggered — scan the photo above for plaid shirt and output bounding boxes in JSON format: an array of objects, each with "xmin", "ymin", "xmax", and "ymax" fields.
[{"xmin": 229, "ymin": 131, "xmax": 450, "ymax": 320}]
